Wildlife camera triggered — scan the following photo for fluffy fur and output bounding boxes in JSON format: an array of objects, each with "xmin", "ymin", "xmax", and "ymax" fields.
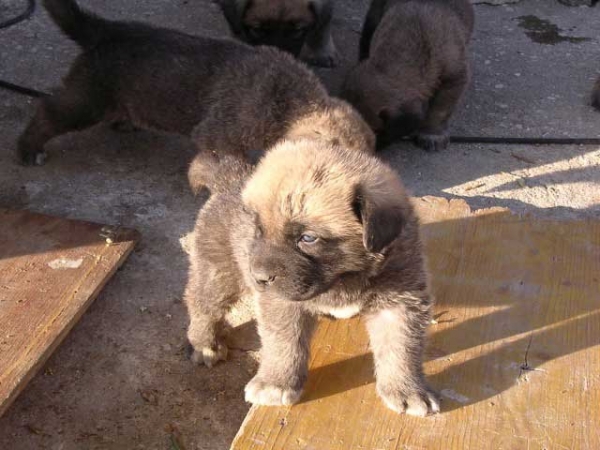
[
  {"xmin": 342, "ymin": 0, "xmax": 474, "ymax": 151},
  {"xmin": 217, "ymin": 0, "xmax": 338, "ymax": 67},
  {"xmin": 185, "ymin": 142, "xmax": 440, "ymax": 416},
  {"xmin": 19, "ymin": 0, "xmax": 370, "ymax": 166}
]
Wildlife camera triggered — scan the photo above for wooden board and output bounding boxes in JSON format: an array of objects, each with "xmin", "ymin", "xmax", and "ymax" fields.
[
  {"xmin": 232, "ymin": 196, "xmax": 600, "ymax": 450},
  {"xmin": 0, "ymin": 208, "xmax": 139, "ymax": 417}
]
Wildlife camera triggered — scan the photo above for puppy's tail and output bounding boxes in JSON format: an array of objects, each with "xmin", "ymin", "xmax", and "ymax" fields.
[
  {"xmin": 43, "ymin": 0, "xmax": 109, "ymax": 48},
  {"xmin": 188, "ymin": 151, "xmax": 253, "ymax": 195}
]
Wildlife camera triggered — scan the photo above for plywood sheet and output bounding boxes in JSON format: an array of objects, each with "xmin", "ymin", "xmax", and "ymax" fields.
[
  {"xmin": 0, "ymin": 208, "xmax": 139, "ymax": 417},
  {"xmin": 232, "ymin": 197, "xmax": 600, "ymax": 450}
]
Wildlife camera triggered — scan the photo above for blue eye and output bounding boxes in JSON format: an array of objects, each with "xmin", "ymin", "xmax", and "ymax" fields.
[{"xmin": 299, "ymin": 234, "xmax": 318, "ymax": 244}]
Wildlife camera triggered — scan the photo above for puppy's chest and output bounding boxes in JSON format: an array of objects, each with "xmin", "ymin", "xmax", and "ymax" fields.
[
  {"xmin": 307, "ymin": 290, "xmax": 366, "ymax": 319},
  {"xmin": 314, "ymin": 303, "xmax": 362, "ymax": 319}
]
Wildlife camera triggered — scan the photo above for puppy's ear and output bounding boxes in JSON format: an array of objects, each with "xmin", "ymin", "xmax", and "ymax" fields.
[
  {"xmin": 217, "ymin": 0, "xmax": 250, "ymax": 35},
  {"xmin": 352, "ymin": 185, "xmax": 405, "ymax": 253}
]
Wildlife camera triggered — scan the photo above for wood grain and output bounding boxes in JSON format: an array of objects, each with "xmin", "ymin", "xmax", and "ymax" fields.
[
  {"xmin": 232, "ymin": 197, "xmax": 600, "ymax": 450},
  {"xmin": 0, "ymin": 208, "xmax": 139, "ymax": 417}
]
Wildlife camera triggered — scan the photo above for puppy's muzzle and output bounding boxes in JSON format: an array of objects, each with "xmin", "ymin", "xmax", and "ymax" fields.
[{"xmin": 251, "ymin": 267, "xmax": 277, "ymax": 290}]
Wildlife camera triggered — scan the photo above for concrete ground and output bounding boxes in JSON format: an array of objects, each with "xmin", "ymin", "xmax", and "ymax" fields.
[{"xmin": 0, "ymin": 0, "xmax": 598, "ymax": 449}]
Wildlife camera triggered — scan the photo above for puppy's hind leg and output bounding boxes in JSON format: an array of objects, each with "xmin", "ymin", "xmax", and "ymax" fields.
[
  {"xmin": 415, "ymin": 69, "xmax": 469, "ymax": 152},
  {"xmin": 17, "ymin": 85, "xmax": 106, "ymax": 166},
  {"xmin": 184, "ymin": 254, "xmax": 238, "ymax": 368},
  {"xmin": 359, "ymin": 0, "xmax": 387, "ymax": 60}
]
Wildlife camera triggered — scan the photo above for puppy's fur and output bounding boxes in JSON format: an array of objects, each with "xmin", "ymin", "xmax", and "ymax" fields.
[
  {"xmin": 19, "ymin": 0, "xmax": 370, "ymax": 165},
  {"xmin": 185, "ymin": 143, "xmax": 440, "ymax": 416},
  {"xmin": 593, "ymin": 76, "xmax": 600, "ymax": 111},
  {"xmin": 217, "ymin": 0, "xmax": 338, "ymax": 67},
  {"xmin": 342, "ymin": 0, "xmax": 474, "ymax": 151}
]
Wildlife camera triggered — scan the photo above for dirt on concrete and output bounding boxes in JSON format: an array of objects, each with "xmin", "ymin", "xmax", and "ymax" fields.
[{"xmin": 0, "ymin": 0, "xmax": 598, "ymax": 449}]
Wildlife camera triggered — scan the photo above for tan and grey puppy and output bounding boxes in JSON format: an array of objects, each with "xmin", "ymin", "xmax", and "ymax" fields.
[
  {"xmin": 342, "ymin": 0, "xmax": 474, "ymax": 151},
  {"xmin": 592, "ymin": 76, "xmax": 600, "ymax": 111},
  {"xmin": 217, "ymin": 0, "xmax": 338, "ymax": 67},
  {"xmin": 185, "ymin": 143, "xmax": 440, "ymax": 416},
  {"xmin": 19, "ymin": 0, "xmax": 368, "ymax": 165}
]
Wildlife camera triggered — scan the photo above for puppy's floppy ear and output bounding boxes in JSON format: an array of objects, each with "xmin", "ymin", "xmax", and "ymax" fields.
[
  {"xmin": 217, "ymin": 0, "xmax": 250, "ymax": 35},
  {"xmin": 352, "ymin": 184, "xmax": 405, "ymax": 253}
]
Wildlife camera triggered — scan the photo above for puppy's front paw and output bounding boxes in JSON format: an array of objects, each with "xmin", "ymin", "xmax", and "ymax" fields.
[
  {"xmin": 415, "ymin": 132, "xmax": 449, "ymax": 152},
  {"xmin": 19, "ymin": 148, "xmax": 47, "ymax": 166},
  {"xmin": 189, "ymin": 342, "xmax": 228, "ymax": 368},
  {"xmin": 377, "ymin": 384, "xmax": 440, "ymax": 417},
  {"xmin": 244, "ymin": 376, "xmax": 303, "ymax": 406}
]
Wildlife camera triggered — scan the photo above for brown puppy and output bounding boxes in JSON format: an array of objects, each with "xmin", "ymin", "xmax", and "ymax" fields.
[
  {"xmin": 217, "ymin": 0, "xmax": 338, "ymax": 67},
  {"xmin": 19, "ymin": 0, "xmax": 369, "ymax": 165},
  {"xmin": 593, "ymin": 76, "xmax": 600, "ymax": 111},
  {"xmin": 342, "ymin": 0, "xmax": 474, "ymax": 152},
  {"xmin": 185, "ymin": 142, "xmax": 440, "ymax": 416}
]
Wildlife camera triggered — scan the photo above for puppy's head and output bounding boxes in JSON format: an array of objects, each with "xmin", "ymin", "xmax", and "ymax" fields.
[
  {"xmin": 240, "ymin": 140, "xmax": 413, "ymax": 301},
  {"xmin": 218, "ymin": 0, "xmax": 327, "ymax": 56},
  {"xmin": 342, "ymin": 64, "xmax": 426, "ymax": 148}
]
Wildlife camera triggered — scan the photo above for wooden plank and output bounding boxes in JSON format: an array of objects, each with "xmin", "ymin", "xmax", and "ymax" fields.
[
  {"xmin": 231, "ymin": 196, "xmax": 600, "ymax": 450},
  {"xmin": 0, "ymin": 208, "xmax": 139, "ymax": 417}
]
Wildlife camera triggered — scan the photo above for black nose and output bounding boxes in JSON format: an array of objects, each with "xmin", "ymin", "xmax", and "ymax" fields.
[{"xmin": 252, "ymin": 269, "xmax": 276, "ymax": 287}]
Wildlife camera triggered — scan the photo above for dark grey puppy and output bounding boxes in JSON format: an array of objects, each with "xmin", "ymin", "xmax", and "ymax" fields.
[
  {"xmin": 185, "ymin": 141, "xmax": 440, "ymax": 416},
  {"xmin": 19, "ymin": 0, "xmax": 370, "ymax": 166},
  {"xmin": 342, "ymin": 0, "xmax": 474, "ymax": 151},
  {"xmin": 216, "ymin": 0, "xmax": 338, "ymax": 67}
]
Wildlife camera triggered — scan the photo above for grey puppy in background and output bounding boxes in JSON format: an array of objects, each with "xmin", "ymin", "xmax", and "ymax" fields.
[
  {"xmin": 216, "ymin": 0, "xmax": 339, "ymax": 67},
  {"xmin": 342, "ymin": 0, "xmax": 474, "ymax": 152},
  {"xmin": 185, "ymin": 141, "xmax": 440, "ymax": 416},
  {"xmin": 19, "ymin": 0, "xmax": 366, "ymax": 165}
]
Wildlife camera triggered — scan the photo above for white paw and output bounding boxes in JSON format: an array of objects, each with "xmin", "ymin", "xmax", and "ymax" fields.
[
  {"xmin": 244, "ymin": 376, "xmax": 302, "ymax": 406},
  {"xmin": 35, "ymin": 152, "xmax": 48, "ymax": 166},
  {"xmin": 190, "ymin": 343, "xmax": 228, "ymax": 368},
  {"xmin": 378, "ymin": 386, "xmax": 440, "ymax": 417}
]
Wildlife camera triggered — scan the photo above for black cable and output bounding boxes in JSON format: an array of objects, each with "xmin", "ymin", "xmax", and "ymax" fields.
[
  {"xmin": 448, "ymin": 135, "xmax": 600, "ymax": 145},
  {"xmin": 0, "ymin": 0, "xmax": 35, "ymax": 29},
  {"xmin": 0, "ymin": 79, "xmax": 48, "ymax": 97},
  {"xmin": 400, "ymin": 135, "xmax": 600, "ymax": 146},
  {"xmin": 0, "ymin": 0, "xmax": 49, "ymax": 98}
]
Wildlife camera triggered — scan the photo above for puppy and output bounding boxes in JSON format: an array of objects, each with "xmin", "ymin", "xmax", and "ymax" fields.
[
  {"xmin": 593, "ymin": 76, "xmax": 600, "ymax": 111},
  {"xmin": 217, "ymin": 0, "xmax": 338, "ymax": 67},
  {"xmin": 342, "ymin": 0, "xmax": 474, "ymax": 152},
  {"xmin": 19, "ymin": 0, "xmax": 370, "ymax": 166},
  {"xmin": 185, "ymin": 142, "xmax": 440, "ymax": 416}
]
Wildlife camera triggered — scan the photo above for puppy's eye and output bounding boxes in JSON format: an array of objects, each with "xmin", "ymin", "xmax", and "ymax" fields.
[{"xmin": 299, "ymin": 234, "xmax": 318, "ymax": 244}]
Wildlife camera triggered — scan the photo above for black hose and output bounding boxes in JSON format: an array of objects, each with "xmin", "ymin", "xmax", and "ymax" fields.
[
  {"xmin": 0, "ymin": 79, "xmax": 48, "ymax": 97},
  {"xmin": 0, "ymin": 0, "xmax": 35, "ymax": 29},
  {"xmin": 447, "ymin": 135, "xmax": 600, "ymax": 146},
  {"xmin": 0, "ymin": 0, "xmax": 50, "ymax": 98}
]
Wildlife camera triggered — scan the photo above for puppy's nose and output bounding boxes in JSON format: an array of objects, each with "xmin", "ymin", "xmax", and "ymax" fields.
[{"xmin": 252, "ymin": 269, "xmax": 276, "ymax": 287}]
